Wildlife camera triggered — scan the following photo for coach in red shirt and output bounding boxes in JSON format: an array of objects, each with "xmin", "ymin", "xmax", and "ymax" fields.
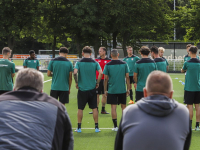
[{"xmin": 89, "ymin": 47, "xmax": 111, "ymax": 114}]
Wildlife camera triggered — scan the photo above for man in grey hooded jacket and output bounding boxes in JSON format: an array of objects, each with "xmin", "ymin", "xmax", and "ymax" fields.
[{"xmin": 115, "ymin": 71, "xmax": 191, "ymax": 150}]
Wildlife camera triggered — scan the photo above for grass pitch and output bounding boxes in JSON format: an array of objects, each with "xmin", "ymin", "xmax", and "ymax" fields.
[{"xmin": 41, "ymin": 73, "xmax": 199, "ymax": 150}]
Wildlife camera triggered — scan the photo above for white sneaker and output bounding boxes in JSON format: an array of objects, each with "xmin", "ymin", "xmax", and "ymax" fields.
[{"xmin": 112, "ymin": 127, "xmax": 118, "ymax": 131}]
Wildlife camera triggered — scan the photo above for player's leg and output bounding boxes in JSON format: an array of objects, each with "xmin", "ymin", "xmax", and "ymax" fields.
[
  {"xmin": 184, "ymin": 90, "xmax": 194, "ymax": 129},
  {"xmin": 89, "ymin": 88, "xmax": 100, "ymax": 132},
  {"xmin": 111, "ymin": 104, "xmax": 117, "ymax": 131},
  {"xmin": 135, "ymin": 91, "xmax": 144, "ymax": 102},
  {"xmin": 50, "ymin": 90, "xmax": 59, "ymax": 99},
  {"xmin": 59, "ymin": 91, "xmax": 69, "ymax": 105},
  {"xmin": 107, "ymin": 93, "xmax": 118, "ymax": 131},
  {"xmin": 128, "ymin": 76, "xmax": 134, "ymax": 104},
  {"xmin": 119, "ymin": 93, "xmax": 127, "ymax": 112},
  {"xmin": 101, "ymin": 93, "xmax": 109, "ymax": 114},
  {"xmin": 89, "ymin": 80, "xmax": 102, "ymax": 114},
  {"xmin": 194, "ymin": 92, "xmax": 200, "ymax": 130},
  {"xmin": 75, "ymin": 90, "xmax": 87, "ymax": 132},
  {"xmin": 101, "ymin": 79, "xmax": 109, "ymax": 114}
]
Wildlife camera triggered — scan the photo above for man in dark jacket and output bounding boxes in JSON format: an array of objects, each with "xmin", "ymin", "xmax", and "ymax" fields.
[
  {"xmin": 115, "ymin": 71, "xmax": 191, "ymax": 150},
  {"xmin": 0, "ymin": 68, "xmax": 74, "ymax": 150}
]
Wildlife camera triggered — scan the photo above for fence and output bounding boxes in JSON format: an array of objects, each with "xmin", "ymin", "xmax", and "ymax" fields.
[{"xmin": 9, "ymin": 58, "xmax": 183, "ymax": 73}]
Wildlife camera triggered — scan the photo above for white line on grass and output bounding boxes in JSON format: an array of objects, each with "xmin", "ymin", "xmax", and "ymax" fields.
[
  {"xmin": 72, "ymin": 128, "xmax": 113, "ymax": 130},
  {"xmin": 43, "ymin": 79, "xmax": 52, "ymax": 83},
  {"xmin": 72, "ymin": 128, "xmax": 197, "ymax": 131}
]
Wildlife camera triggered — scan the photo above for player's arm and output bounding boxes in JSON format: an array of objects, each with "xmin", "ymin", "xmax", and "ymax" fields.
[
  {"xmin": 125, "ymin": 73, "xmax": 130, "ymax": 96},
  {"xmin": 181, "ymin": 69, "xmax": 186, "ymax": 73},
  {"xmin": 12, "ymin": 73, "xmax": 15, "ymax": 78},
  {"xmin": 73, "ymin": 69, "xmax": 78, "ymax": 89},
  {"xmin": 166, "ymin": 66, "xmax": 169, "ymax": 72},
  {"xmin": 104, "ymin": 75, "xmax": 108, "ymax": 96},
  {"xmin": 47, "ymin": 70, "xmax": 52, "ymax": 77},
  {"xmin": 96, "ymin": 69, "xmax": 103, "ymax": 88},
  {"xmin": 181, "ymin": 62, "xmax": 187, "ymax": 73},
  {"xmin": 23, "ymin": 59, "xmax": 27, "ymax": 68},
  {"xmin": 69, "ymin": 72, "xmax": 72, "ymax": 94},
  {"xmin": 37, "ymin": 60, "xmax": 40, "ymax": 71}
]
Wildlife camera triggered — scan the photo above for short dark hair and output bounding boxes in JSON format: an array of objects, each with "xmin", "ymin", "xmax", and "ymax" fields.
[
  {"xmin": 139, "ymin": 46, "xmax": 150, "ymax": 55},
  {"xmin": 100, "ymin": 47, "xmax": 106, "ymax": 52},
  {"xmin": 82, "ymin": 46, "xmax": 92, "ymax": 54},
  {"xmin": 150, "ymin": 46, "xmax": 158, "ymax": 54},
  {"xmin": 59, "ymin": 47, "xmax": 69, "ymax": 53},
  {"xmin": 186, "ymin": 44, "xmax": 192, "ymax": 48},
  {"xmin": 111, "ymin": 49, "xmax": 118, "ymax": 57},
  {"xmin": 29, "ymin": 50, "xmax": 35, "ymax": 55},
  {"xmin": 189, "ymin": 46, "xmax": 198, "ymax": 54},
  {"xmin": 2, "ymin": 47, "xmax": 12, "ymax": 55}
]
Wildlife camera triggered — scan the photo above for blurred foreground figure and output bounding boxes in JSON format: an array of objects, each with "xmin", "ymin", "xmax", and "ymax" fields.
[
  {"xmin": 115, "ymin": 71, "xmax": 191, "ymax": 150},
  {"xmin": 0, "ymin": 68, "xmax": 73, "ymax": 150}
]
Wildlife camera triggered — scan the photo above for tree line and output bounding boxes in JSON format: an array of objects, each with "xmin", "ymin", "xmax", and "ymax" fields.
[{"xmin": 0, "ymin": 0, "xmax": 199, "ymax": 57}]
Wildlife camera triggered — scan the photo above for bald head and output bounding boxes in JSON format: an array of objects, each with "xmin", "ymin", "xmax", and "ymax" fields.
[{"xmin": 145, "ymin": 71, "xmax": 173, "ymax": 97}]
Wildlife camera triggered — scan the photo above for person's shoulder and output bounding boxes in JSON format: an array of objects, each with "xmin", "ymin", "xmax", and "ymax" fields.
[
  {"xmin": 106, "ymin": 60, "xmax": 126, "ymax": 66},
  {"xmin": 187, "ymin": 58, "xmax": 200, "ymax": 63},
  {"xmin": 0, "ymin": 90, "xmax": 66, "ymax": 112},
  {"xmin": 136, "ymin": 58, "xmax": 154, "ymax": 64},
  {"xmin": 174, "ymin": 100, "xmax": 189, "ymax": 115},
  {"xmin": 24, "ymin": 57, "xmax": 31, "ymax": 60},
  {"xmin": 53, "ymin": 56, "xmax": 69, "ymax": 62},
  {"xmin": 185, "ymin": 54, "xmax": 189, "ymax": 57},
  {"xmin": 154, "ymin": 57, "xmax": 165, "ymax": 62},
  {"xmin": 123, "ymin": 103, "xmax": 140, "ymax": 116},
  {"xmin": 79, "ymin": 58, "xmax": 96, "ymax": 63}
]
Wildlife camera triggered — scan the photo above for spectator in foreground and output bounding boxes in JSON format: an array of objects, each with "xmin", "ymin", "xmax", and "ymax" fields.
[
  {"xmin": 115, "ymin": 71, "xmax": 191, "ymax": 150},
  {"xmin": 0, "ymin": 68, "xmax": 73, "ymax": 150}
]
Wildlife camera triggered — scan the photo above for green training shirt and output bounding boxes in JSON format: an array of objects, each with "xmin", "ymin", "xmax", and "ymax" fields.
[
  {"xmin": 162, "ymin": 57, "xmax": 169, "ymax": 66},
  {"xmin": 134, "ymin": 58, "xmax": 157, "ymax": 92},
  {"xmin": 184, "ymin": 54, "xmax": 199, "ymax": 62},
  {"xmin": 183, "ymin": 58, "xmax": 200, "ymax": 91},
  {"xmin": 103, "ymin": 60, "xmax": 129, "ymax": 94},
  {"xmin": 23, "ymin": 57, "xmax": 40, "ymax": 69},
  {"xmin": 0, "ymin": 59, "xmax": 15, "ymax": 91},
  {"xmin": 74, "ymin": 58, "xmax": 101, "ymax": 91},
  {"xmin": 154, "ymin": 58, "xmax": 167, "ymax": 72},
  {"xmin": 123, "ymin": 55, "xmax": 140, "ymax": 76},
  {"xmin": 48, "ymin": 56, "xmax": 73, "ymax": 91}
]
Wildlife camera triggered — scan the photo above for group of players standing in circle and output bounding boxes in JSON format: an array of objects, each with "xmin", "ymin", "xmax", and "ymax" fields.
[{"xmin": 0, "ymin": 44, "xmax": 199, "ymax": 133}]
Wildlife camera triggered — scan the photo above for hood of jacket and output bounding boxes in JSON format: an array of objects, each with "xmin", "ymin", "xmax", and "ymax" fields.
[{"xmin": 137, "ymin": 95, "xmax": 178, "ymax": 117}]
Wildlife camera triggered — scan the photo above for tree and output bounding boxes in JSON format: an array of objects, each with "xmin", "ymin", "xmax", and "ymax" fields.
[
  {"xmin": 176, "ymin": 0, "xmax": 200, "ymax": 43},
  {"xmin": 0, "ymin": 0, "xmax": 36, "ymax": 51},
  {"xmin": 103, "ymin": 0, "xmax": 173, "ymax": 55}
]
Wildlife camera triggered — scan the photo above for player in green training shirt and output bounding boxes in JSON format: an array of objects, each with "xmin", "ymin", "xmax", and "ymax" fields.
[
  {"xmin": 134, "ymin": 46, "xmax": 157, "ymax": 101},
  {"xmin": 123, "ymin": 46, "xmax": 140, "ymax": 104},
  {"xmin": 0, "ymin": 47, "xmax": 15, "ymax": 95},
  {"xmin": 184, "ymin": 44, "xmax": 199, "ymax": 62},
  {"xmin": 23, "ymin": 50, "xmax": 40, "ymax": 70},
  {"xmin": 181, "ymin": 46, "xmax": 200, "ymax": 131},
  {"xmin": 104, "ymin": 49, "xmax": 130, "ymax": 131},
  {"xmin": 74, "ymin": 46, "xmax": 103, "ymax": 133},
  {"xmin": 47, "ymin": 47, "xmax": 73, "ymax": 105},
  {"xmin": 150, "ymin": 46, "xmax": 167, "ymax": 72},
  {"xmin": 158, "ymin": 47, "xmax": 169, "ymax": 72}
]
